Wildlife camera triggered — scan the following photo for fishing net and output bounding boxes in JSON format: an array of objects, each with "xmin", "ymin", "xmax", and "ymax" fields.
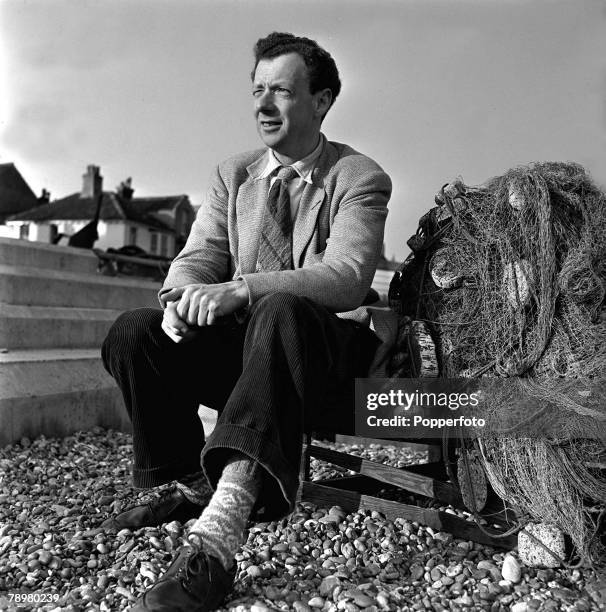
[{"xmin": 388, "ymin": 161, "xmax": 606, "ymax": 564}]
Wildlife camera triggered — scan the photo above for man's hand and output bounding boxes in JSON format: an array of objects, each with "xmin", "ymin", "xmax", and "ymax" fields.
[
  {"xmin": 162, "ymin": 280, "xmax": 249, "ymax": 326},
  {"xmin": 161, "ymin": 301, "xmax": 200, "ymax": 343}
]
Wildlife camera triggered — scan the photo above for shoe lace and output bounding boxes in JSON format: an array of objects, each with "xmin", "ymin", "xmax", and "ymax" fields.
[
  {"xmin": 183, "ymin": 534, "xmax": 209, "ymax": 583},
  {"xmin": 152, "ymin": 484, "xmax": 197, "ymax": 510},
  {"xmin": 157, "ymin": 485, "xmax": 179, "ymax": 501}
]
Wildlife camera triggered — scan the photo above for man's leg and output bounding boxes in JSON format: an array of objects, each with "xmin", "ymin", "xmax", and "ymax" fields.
[
  {"xmin": 201, "ymin": 292, "xmax": 379, "ymax": 522},
  {"xmin": 101, "ymin": 307, "xmax": 245, "ymax": 526},
  {"xmin": 187, "ymin": 454, "xmax": 262, "ymax": 569},
  {"xmin": 130, "ymin": 293, "xmax": 379, "ymax": 611}
]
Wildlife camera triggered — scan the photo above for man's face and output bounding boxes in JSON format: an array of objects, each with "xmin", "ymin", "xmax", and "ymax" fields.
[{"xmin": 252, "ymin": 52, "xmax": 328, "ymax": 162}]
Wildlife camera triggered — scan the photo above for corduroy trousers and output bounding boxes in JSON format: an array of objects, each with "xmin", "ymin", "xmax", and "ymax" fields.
[{"xmin": 102, "ymin": 292, "xmax": 380, "ymax": 521}]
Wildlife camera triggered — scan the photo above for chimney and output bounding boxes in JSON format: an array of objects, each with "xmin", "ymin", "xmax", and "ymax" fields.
[
  {"xmin": 81, "ymin": 165, "xmax": 103, "ymax": 199},
  {"xmin": 38, "ymin": 188, "xmax": 50, "ymax": 205},
  {"xmin": 116, "ymin": 177, "xmax": 134, "ymax": 201}
]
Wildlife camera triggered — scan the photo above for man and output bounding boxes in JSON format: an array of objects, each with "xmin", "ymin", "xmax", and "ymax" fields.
[{"xmin": 102, "ymin": 32, "xmax": 391, "ymax": 611}]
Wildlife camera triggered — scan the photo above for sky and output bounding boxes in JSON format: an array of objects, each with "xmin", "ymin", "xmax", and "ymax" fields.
[{"xmin": 1, "ymin": 0, "xmax": 605, "ymax": 260}]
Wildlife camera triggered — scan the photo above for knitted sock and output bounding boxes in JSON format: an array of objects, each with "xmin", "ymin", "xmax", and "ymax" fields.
[
  {"xmin": 185, "ymin": 453, "xmax": 262, "ymax": 571},
  {"xmin": 176, "ymin": 471, "xmax": 211, "ymax": 506}
]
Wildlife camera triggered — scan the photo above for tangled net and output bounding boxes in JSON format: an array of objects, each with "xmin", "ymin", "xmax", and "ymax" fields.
[{"xmin": 389, "ymin": 162, "xmax": 606, "ymax": 565}]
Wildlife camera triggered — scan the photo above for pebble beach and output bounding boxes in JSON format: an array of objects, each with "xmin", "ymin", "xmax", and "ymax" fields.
[{"xmin": 0, "ymin": 429, "xmax": 603, "ymax": 611}]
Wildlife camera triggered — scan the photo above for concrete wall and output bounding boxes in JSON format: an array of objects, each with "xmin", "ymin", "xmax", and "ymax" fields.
[
  {"xmin": 0, "ymin": 237, "xmax": 162, "ymax": 446},
  {"xmin": 96, "ymin": 221, "xmax": 126, "ymax": 250},
  {"xmin": 121, "ymin": 222, "xmax": 174, "ymax": 256},
  {"xmin": 3, "ymin": 220, "xmax": 89, "ymax": 243},
  {"xmin": 0, "ymin": 224, "xmax": 20, "ymax": 239},
  {"xmin": 0, "ymin": 222, "xmax": 55, "ymax": 242}
]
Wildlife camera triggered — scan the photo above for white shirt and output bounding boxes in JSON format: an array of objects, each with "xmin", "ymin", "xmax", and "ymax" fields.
[{"xmin": 259, "ymin": 134, "xmax": 324, "ymax": 221}]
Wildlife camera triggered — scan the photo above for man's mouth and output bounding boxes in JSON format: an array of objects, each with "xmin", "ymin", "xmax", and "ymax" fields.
[{"xmin": 260, "ymin": 120, "xmax": 282, "ymax": 128}]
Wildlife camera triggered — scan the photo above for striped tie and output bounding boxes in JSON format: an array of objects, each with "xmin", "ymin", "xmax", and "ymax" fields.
[{"xmin": 257, "ymin": 165, "xmax": 299, "ymax": 272}]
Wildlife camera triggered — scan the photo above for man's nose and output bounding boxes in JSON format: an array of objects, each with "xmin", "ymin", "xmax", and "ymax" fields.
[{"xmin": 255, "ymin": 90, "xmax": 276, "ymax": 114}]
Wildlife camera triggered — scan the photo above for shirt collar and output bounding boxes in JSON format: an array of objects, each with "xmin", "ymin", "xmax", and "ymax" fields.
[{"xmin": 259, "ymin": 134, "xmax": 325, "ymax": 184}]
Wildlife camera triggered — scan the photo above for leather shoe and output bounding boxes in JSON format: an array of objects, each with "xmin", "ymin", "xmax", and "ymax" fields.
[
  {"xmin": 101, "ymin": 487, "xmax": 205, "ymax": 531},
  {"xmin": 129, "ymin": 543, "xmax": 236, "ymax": 611}
]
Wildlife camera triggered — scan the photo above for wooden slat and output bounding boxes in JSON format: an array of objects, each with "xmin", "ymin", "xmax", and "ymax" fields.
[
  {"xmin": 308, "ymin": 473, "xmax": 518, "ymax": 530},
  {"xmin": 317, "ymin": 433, "xmax": 442, "ymax": 463},
  {"xmin": 300, "ymin": 481, "xmax": 517, "ymax": 549},
  {"xmin": 308, "ymin": 444, "xmax": 463, "ymax": 507},
  {"xmin": 309, "ymin": 474, "xmax": 386, "ymax": 495},
  {"xmin": 396, "ymin": 462, "xmax": 448, "ymax": 480},
  {"xmin": 299, "ymin": 481, "xmax": 439, "ymax": 526}
]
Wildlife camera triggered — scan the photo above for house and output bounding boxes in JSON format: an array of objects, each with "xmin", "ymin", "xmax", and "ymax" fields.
[
  {"xmin": 5, "ymin": 165, "xmax": 195, "ymax": 257},
  {"xmin": 0, "ymin": 162, "xmax": 43, "ymax": 226}
]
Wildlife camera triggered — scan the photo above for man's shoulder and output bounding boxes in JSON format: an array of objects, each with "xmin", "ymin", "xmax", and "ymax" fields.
[
  {"xmin": 217, "ymin": 148, "xmax": 266, "ymax": 175},
  {"xmin": 324, "ymin": 140, "xmax": 391, "ymax": 188},
  {"xmin": 326, "ymin": 140, "xmax": 388, "ymax": 174}
]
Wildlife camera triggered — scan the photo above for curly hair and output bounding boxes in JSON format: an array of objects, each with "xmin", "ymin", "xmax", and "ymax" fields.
[{"xmin": 251, "ymin": 32, "xmax": 341, "ymax": 115}]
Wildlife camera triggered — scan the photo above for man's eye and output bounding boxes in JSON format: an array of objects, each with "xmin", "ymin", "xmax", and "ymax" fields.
[{"xmin": 252, "ymin": 90, "xmax": 262, "ymax": 97}]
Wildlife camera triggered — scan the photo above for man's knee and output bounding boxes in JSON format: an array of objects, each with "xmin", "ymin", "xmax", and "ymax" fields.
[
  {"xmin": 249, "ymin": 293, "xmax": 311, "ymax": 326},
  {"xmin": 102, "ymin": 308, "xmax": 163, "ymax": 365}
]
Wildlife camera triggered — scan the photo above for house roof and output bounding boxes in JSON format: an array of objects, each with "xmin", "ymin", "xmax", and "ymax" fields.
[
  {"xmin": 8, "ymin": 192, "xmax": 190, "ymax": 232},
  {"xmin": 0, "ymin": 163, "xmax": 39, "ymax": 219}
]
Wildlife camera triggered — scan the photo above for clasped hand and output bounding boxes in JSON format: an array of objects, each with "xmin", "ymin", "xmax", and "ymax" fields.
[{"xmin": 161, "ymin": 281, "xmax": 249, "ymax": 343}]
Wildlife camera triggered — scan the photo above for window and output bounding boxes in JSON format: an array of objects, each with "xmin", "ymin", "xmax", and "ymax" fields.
[
  {"xmin": 19, "ymin": 224, "xmax": 29, "ymax": 239},
  {"xmin": 129, "ymin": 226, "xmax": 137, "ymax": 245},
  {"xmin": 160, "ymin": 234, "xmax": 168, "ymax": 257},
  {"xmin": 150, "ymin": 233, "xmax": 158, "ymax": 254},
  {"xmin": 49, "ymin": 224, "xmax": 59, "ymax": 244}
]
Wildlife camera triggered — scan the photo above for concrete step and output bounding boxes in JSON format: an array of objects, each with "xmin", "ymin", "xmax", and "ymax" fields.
[
  {"xmin": 0, "ymin": 304, "xmax": 123, "ymax": 350},
  {"xmin": 0, "ymin": 349, "xmax": 131, "ymax": 447},
  {"xmin": 0, "ymin": 264, "xmax": 160, "ymax": 310},
  {"xmin": 372, "ymin": 268, "xmax": 395, "ymax": 302},
  {"xmin": 0, "ymin": 237, "xmax": 99, "ymax": 274}
]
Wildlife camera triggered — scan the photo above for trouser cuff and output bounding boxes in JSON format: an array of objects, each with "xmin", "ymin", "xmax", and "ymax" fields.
[{"xmin": 201, "ymin": 423, "xmax": 299, "ymax": 522}]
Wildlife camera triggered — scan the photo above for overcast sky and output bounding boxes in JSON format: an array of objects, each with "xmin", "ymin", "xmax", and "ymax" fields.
[{"xmin": 1, "ymin": 0, "xmax": 605, "ymax": 259}]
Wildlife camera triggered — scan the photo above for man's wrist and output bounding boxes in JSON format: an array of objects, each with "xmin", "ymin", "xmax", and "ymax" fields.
[
  {"xmin": 234, "ymin": 278, "xmax": 251, "ymax": 322},
  {"xmin": 235, "ymin": 278, "xmax": 251, "ymax": 306}
]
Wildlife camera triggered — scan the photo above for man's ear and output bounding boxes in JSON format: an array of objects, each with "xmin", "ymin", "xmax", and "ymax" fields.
[{"xmin": 314, "ymin": 88, "xmax": 333, "ymax": 118}]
